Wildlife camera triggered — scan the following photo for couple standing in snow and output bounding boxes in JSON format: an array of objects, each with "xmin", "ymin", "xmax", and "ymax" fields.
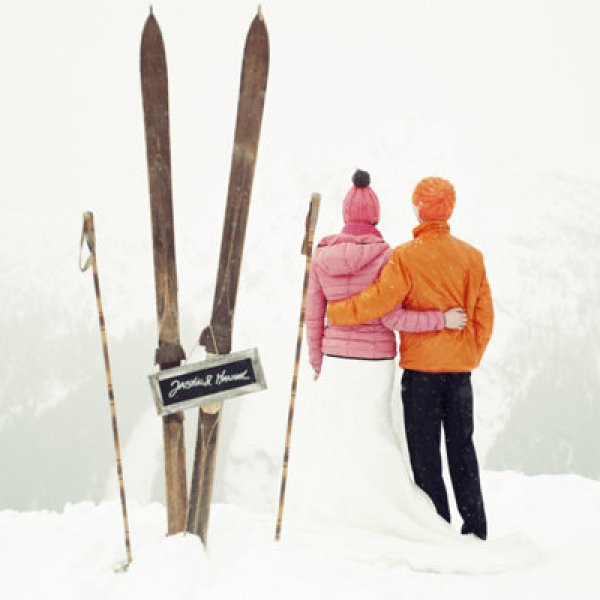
[{"xmin": 301, "ymin": 170, "xmax": 492, "ymax": 543}]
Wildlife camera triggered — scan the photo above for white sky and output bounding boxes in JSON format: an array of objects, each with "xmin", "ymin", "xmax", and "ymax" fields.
[{"xmin": 1, "ymin": 0, "xmax": 599, "ymax": 227}]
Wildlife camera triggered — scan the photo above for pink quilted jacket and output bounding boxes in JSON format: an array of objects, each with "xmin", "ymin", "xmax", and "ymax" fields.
[{"xmin": 305, "ymin": 232, "xmax": 444, "ymax": 372}]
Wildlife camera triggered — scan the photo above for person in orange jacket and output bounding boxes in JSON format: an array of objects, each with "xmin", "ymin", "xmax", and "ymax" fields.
[{"xmin": 327, "ymin": 176, "xmax": 493, "ymax": 540}]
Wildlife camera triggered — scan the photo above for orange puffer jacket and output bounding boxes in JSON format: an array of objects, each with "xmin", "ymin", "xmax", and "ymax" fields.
[{"xmin": 327, "ymin": 221, "xmax": 494, "ymax": 372}]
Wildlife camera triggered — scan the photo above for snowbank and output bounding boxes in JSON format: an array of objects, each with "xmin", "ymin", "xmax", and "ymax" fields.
[{"xmin": 0, "ymin": 472, "xmax": 598, "ymax": 600}]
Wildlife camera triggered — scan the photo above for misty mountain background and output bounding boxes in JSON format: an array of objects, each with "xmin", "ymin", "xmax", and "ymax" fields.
[{"xmin": 1, "ymin": 0, "xmax": 598, "ymax": 511}]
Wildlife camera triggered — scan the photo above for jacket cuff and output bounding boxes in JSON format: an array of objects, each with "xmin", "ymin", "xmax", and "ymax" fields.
[
  {"xmin": 310, "ymin": 356, "xmax": 323, "ymax": 373},
  {"xmin": 435, "ymin": 311, "xmax": 445, "ymax": 330}
]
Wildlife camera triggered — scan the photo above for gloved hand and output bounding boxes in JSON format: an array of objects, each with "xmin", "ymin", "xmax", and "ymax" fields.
[{"xmin": 444, "ymin": 307, "xmax": 467, "ymax": 330}]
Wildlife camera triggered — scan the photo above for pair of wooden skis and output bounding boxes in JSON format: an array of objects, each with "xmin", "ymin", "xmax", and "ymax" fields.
[{"xmin": 140, "ymin": 8, "xmax": 269, "ymax": 542}]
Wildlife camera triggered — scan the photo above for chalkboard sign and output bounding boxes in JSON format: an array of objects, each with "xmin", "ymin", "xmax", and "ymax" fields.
[{"xmin": 148, "ymin": 348, "xmax": 267, "ymax": 416}]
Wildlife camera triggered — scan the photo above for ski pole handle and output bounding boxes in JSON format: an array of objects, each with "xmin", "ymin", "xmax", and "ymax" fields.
[
  {"xmin": 79, "ymin": 212, "xmax": 95, "ymax": 272},
  {"xmin": 301, "ymin": 194, "xmax": 321, "ymax": 256}
]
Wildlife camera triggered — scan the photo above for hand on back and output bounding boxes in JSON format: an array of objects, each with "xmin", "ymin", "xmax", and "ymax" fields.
[{"xmin": 444, "ymin": 307, "xmax": 467, "ymax": 330}]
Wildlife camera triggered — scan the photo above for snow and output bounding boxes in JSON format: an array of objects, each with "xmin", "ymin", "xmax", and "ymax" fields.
[
  {"xmin": 1, "ymin": 0, "xmax": 599, "ymax": 596},
  {"xmin": 0, "ymin": 471, "xmax": 599, "ymax": 599}
]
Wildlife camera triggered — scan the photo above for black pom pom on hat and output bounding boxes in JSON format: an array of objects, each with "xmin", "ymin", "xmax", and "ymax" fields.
[{"xmin": 352, "ymin": 169, "xmax": 370, "ymax": 188}]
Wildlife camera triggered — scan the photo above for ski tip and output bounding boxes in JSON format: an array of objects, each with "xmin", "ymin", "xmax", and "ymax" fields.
[{"xmin": 142, "ymin": 4, "xmax": 161, "ymax": 38}]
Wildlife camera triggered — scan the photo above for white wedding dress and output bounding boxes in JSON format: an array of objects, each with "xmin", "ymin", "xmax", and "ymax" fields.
[{"xmin": 284, "ymin": 356, "xmax": 541, "ymax": 573}]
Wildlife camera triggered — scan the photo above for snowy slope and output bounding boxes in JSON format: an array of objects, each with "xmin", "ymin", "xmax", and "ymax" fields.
[{"xmin": 0, "ymin": 472, "xmax": 599, "ymax": 600}]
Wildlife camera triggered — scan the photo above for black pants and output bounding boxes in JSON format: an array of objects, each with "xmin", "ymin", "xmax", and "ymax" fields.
[{"xmin": 401, "ymin": 369, "xmax": 487, "ymax": 539}]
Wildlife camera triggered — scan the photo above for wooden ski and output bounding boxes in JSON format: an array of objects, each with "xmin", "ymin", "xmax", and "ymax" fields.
[
  {"xmin": 140, "ymin": 8, "xmax": 188, "ymax": 535},
  {"xmin": 186, "ymin": 8, "xmax": 269, "ymax": 545}
]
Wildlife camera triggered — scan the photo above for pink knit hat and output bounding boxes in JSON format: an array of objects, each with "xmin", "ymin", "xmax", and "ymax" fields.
[{"xmin": 342, "ymin": 170, "xmax": 380, "ymax": 224}]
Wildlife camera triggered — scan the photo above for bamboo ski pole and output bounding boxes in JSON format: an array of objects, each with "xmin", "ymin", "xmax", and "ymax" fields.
[
  {"xmin": 275, "ymin": 193, "xmax": 321, "ymax": 541},
  {"xmin": 79, "ymin": 212, "xmax": 133, "ymax": 569}
]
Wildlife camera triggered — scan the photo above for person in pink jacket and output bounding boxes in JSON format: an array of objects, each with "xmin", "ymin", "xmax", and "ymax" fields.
[{"xmin": 305, "ymin": 169, "xmax": 466, "ymax": 376}]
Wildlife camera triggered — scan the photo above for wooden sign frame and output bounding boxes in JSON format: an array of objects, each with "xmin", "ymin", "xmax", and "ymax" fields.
[{"xmin": 149, "ymin": 348, "xmax": 267, "ymax": 416}]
